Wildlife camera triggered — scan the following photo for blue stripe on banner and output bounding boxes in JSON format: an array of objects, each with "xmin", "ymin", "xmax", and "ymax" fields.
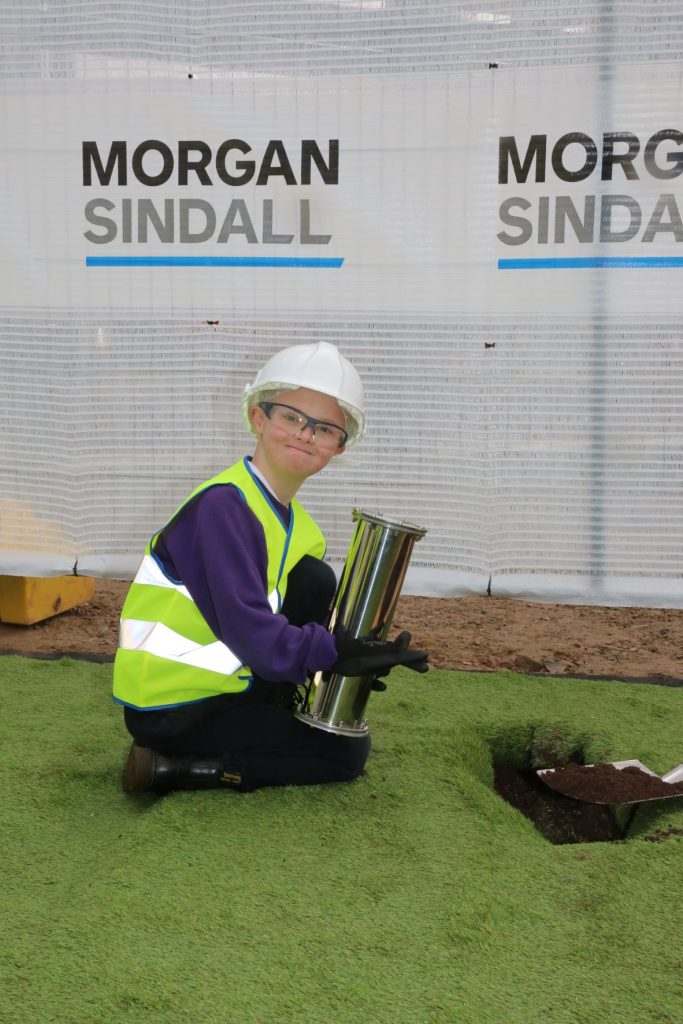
[
  {"xmin": 86, "ymin": 256, "xmax": 344, "ymax": 268},
  {"xmin": 498, "ymin": 256, "xmax": 683, "ymax": 270}
]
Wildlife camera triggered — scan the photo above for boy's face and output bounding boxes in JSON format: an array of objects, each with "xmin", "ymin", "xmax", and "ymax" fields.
[{"xmin": 249, "ymin": 387, "xmax": 346, "ymax": 487}]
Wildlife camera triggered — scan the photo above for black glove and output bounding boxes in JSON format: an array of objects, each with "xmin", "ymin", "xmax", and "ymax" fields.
[{"xmin": 331, "ymin": 626, "xmax": 429, "ymax": 678}]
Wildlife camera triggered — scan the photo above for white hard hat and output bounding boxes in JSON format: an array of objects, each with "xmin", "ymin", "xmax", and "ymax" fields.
[{"xmin": 242, "ymin": 341, "xmax": 365, "ymax": 446}]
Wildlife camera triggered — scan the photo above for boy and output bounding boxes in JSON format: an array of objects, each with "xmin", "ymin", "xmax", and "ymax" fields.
[{"xmin": 114, "ymin": 341, "xmax": 427, "ymax": 792}]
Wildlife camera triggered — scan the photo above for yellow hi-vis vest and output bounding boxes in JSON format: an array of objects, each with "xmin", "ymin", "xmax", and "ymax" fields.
[{"xmin": 112, "ymin": 457, "xmax": 326, "ymax": 711}]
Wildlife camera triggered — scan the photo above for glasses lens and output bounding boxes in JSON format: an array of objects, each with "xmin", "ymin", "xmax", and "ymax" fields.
[
  {"xmin": 313, "ymin": 422, "xmax": 346, "ymax": 450},
  {"xmin": 268, "ymin": 405, "xmax": 305, "ymax": 433},
  {"xmin": 268, "ymin": 405, "xmax": 345, "ymax": 449}
]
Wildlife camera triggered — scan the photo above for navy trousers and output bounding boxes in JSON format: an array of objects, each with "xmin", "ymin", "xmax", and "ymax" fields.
[{"xmin": 123, "ymin": 556, "xmax": 371, "ymax": 788}]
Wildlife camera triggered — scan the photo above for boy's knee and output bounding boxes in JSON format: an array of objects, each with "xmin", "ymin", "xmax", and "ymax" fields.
[
  {"xmin": 330, "ymin": 733, "xmax": 371, "ymax": 782},
  {"xmin": 282, "ymin": 555, "xmax": 337, "ymax": 626}
]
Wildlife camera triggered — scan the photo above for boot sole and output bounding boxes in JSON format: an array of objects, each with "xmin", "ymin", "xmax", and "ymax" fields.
[{"xmin": 122, "ymin": 744, "xmax": 156, "ymax": 793}]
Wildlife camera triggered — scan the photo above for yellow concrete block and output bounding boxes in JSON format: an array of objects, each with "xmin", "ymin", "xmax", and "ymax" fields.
[{"xmin": 0, "ymin": 575, "xmax": 95, "ymax": 626}]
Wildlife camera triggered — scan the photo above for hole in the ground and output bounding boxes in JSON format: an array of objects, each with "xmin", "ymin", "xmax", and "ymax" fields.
[
  {"xmin": 493, "ymin": 760, "xmax": 633, "ymax": 844},
  {"xmin": 490, "ymin": 727, "xmax": 633, "ymax": 844}
]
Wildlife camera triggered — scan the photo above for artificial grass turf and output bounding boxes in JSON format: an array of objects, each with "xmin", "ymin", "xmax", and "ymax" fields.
[{"xmin": 1, "ymin": 655, "xmax": 681, "ymax": 1024}]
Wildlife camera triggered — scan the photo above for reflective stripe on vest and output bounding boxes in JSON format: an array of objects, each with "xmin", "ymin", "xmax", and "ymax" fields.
[
  {"xmin": 118, "ymin": 554, "xmax": 280, "ymax": 673},
  {"xmin": 119, "ymin": 619, "xmax": 243, "ymax": 675}
]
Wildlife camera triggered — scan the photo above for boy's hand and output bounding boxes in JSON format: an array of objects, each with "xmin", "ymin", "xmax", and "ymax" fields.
[{"xmin": 331, "ymin": 626, "xmax": 429, "ymax": 677}]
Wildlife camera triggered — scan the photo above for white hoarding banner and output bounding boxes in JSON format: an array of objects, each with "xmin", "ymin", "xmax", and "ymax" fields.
[
  {"xmin": 2, "ymin": 53, "xmax": 682, "ymax": 605},
  {"xmin": 3, "ymin": 64, "xmax": 683, "ymax": 317}
]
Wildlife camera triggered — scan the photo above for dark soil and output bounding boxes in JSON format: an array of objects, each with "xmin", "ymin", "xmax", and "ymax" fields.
[
  {"xmin": 494, "ymin": 760, "xmax": 683, "ymax": 844},
  {"xmin": 642, "ymin": 825, "xmax": 683, "ymax": 843},
  {"xmin": 538, "ymin": 763, "xmax": 683, "ymax": 804}
]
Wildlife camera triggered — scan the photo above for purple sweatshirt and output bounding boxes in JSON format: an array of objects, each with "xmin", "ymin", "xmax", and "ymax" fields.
[{"xmin": 154, "ymin": 466, "xmax": 338, "ymax": 685}]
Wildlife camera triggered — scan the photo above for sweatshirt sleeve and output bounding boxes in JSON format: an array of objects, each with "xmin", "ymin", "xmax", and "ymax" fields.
[{"xmin": 155, "ymin": 484, "xmax": 338, "ymax": 684}]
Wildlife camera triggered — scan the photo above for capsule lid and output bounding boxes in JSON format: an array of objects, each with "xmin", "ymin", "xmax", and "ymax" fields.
[{"xmin": 352, "ymin": 508, "xmax": 427, "ymax": 538}]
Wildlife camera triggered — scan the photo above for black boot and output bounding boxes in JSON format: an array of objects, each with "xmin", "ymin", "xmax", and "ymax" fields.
[{"xmin": 122, "ymin": 744, "xmax": 243, "ymax": 793}]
